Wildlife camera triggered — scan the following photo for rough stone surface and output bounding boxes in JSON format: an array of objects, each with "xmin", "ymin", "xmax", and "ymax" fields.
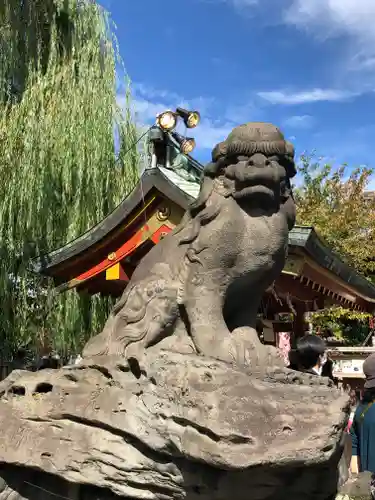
[
  {"xmin": 0, "ymin": 123, "xmax": 350, "ymax": 499},
  {"xmin": 338, "ymin": 472, "xmax": 372, "ymax": 499},
  {"xmin": 0, "ymin": 352, "xmax": 348, "ymax": 500}
]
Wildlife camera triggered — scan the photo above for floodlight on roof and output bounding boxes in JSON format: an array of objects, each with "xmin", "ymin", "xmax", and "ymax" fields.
[{"xmin": 176, "ymin": 107, "xmax": 200, "ymax": 128}]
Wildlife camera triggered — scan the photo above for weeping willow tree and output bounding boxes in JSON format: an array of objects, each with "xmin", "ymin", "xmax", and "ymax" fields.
[{"xmin": 0, "ymin": 0, "xmax": 139, "ymax": 360}]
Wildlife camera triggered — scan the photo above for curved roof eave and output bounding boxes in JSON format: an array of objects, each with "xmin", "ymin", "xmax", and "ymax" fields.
[
  {"xmin": 31, "ymin": 167, "xmax": 195, "ymax": 275},
  {"xmin": 290, "ymin": 225, "xmax": 375, "ymax": 302}
]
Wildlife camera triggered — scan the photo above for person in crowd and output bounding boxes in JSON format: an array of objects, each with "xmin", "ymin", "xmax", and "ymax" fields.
[
  {"xmin": 321, "ymin": 355, "xmax": 335, "ymax": 381},
  {"xmin": 12, "ymin": 348, "xmax": 27, "ymax": 371},
  {"xmin": 346, "ymin": 389, "xmax": 358, "ymax": 433},
  {"xmin": 350, "ymin": 353, "xmax": 375, "ymax": 498},
  {"xmin": 288, "ymin": 333, "xmax": 327, "ymax": 376},
  {"xmin": 37, "ymin": 353, "xmax": 60, "ymax": 370}
]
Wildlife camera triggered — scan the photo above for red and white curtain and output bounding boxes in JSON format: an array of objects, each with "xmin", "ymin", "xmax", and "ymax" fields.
[{"xmin": 277, "ymin": 332, "xmax": 291, "ymax": 365}]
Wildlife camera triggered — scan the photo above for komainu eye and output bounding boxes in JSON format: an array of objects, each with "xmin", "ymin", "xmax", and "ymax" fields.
[{"xmin": 236, "ymin": 155, "xmax": 248, "ymax": 162}]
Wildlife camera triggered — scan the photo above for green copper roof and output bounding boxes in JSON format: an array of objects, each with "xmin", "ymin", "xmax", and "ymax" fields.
[{"xmin": 159, "ymin": 166, "xmax": 201, "ymax": 200}]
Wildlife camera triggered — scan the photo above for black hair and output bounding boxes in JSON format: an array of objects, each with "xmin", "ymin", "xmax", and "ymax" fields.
[
  {"xmin": 362, "ymin": 388, "xmax": 375, "ymax": 403},
  {"xmin": 291, "ymin": 334, "xmax": 326, "ymax": 370},
  {"xmin": 15, "ymin": 348, "xmax": 26, "ymax": 360},
  {"xmin": 349, "ymin": 389, "xmax": 358, "ymax": 407},
  {"xmin": 321, "ymin": 357, "xmax": 334, "ymax": 380}
]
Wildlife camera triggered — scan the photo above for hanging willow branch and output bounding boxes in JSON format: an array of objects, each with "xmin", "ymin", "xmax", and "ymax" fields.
[{"xmin": 0, "ymin": 0, "xmax": 139, "ymax": 360}]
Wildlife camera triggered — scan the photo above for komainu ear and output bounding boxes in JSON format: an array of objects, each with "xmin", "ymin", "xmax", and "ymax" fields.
[
  {"xmin": 203, "ymin": 157, "xmax": 227, "ymax": 179},
  {"xmin": 284, "ymin": 141, "xmax": 297, "ymax": 178},
  {"xmin": 211, "ymin": 141, "xmax": 227, "ymax": 162}
]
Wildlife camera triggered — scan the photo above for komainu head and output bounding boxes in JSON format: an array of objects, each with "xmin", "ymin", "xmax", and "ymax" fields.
[{"xmin": 192, "ymin": 122, "xmax": 296, "ymax": 217}]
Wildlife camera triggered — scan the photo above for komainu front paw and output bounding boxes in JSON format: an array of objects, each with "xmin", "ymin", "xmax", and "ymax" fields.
[{"xmin": 225, "ymin": 327, "xmax": 284, "ymax": 369}]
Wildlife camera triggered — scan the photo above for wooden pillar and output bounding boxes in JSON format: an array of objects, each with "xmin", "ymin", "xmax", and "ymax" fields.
[{"xmin": 293, "ymin": 305, "xmax": 307, "ymax": 339}]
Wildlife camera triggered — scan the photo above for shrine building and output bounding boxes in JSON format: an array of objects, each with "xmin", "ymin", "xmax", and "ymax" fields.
[{"xmin": 30, "ymin": 114, "xmax": 375, "ymax": 377}]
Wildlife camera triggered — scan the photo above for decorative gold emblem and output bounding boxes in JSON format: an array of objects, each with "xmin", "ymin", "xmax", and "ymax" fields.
[{"xmin": 156, "ymin": 206, "xmax": 171, "ymax": 221}]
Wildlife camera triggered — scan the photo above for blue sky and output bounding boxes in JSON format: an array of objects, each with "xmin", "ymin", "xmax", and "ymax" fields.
[{"xmin": 100, "ymin": 0, "xmax": 375, "ymax": 186}]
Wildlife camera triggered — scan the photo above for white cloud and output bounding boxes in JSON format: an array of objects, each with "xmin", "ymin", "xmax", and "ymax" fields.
[
  {"xmin": 204, "ymin": 0, "xmax": 258, "ymax": 7},
  {"xmin": 228, "ymin": 0, "xmax": 258, "ymax": 6},
  {"xmin": 285, "ymin": 0, "xmax": 375, "ymax": 70},
  {"xmin": 258, "ymin": 88, "xmax": 357, "ymax": 104},
  {"xmin": 224, "ymin": 101, "xmax": 257, "ymax": 124},
  {"xmin": 132, "ymin": 83, "xmax": 182, "ymax": 104},
  {"xmin": 283, "ymin": 115, "xmax": 314, "ymax": 128},
  {"xmin": 193, "ymin": 120, "xmax": 233, "ymax": 150},
  {"xmin": 223, "ymin": 0, "xmax": 375, "ymax": 50},
  {"xmin": 285, "ymin": 0, "xmax": 375, "ymax": 42},
  {"xmin": 129, "ymin": 85, "xmax": 215, "ymax": 123},
  {"xmin": 131, "ymin": 97, "xmax": 166, "ymax": 123},
  {"xmin": 217, "ymin": 0, "xmax": 375, "ymax": 79}
]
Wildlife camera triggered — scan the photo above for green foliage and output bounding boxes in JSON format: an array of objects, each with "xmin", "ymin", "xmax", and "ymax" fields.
[
  {"xmin": 0, "ymin": 1, "xmax": 139, "ymax": 360},
  {"xmin": 296, "ymin": 156, "xmax": 375, "ymax": 344},
  {"xmin": 311, "ymin": 307, "xmax": 371, "ymax": 345},
  {"xmin": 312, "ymin": 307, "xmax": 371, "ymax": 323},
  {"xmin": 295, "ymin": 154, "xmax": 375, "ymax": 279}
]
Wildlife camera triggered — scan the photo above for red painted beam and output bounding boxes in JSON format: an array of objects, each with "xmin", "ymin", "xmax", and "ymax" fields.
[
  {"xmin": 75, "ymin": 224, "xmax": 150, "ymax": 282},
  {"xmin": 59, "ymin": 222, "xmax": 173, "ymax": 293},
  {"xmin": 150, "ymin": 224, "xmax": 172, "ymax": 244}
]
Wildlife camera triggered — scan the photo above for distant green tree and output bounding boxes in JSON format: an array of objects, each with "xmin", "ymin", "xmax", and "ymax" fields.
[
  {"xmin": 295, "ymin": 154, "xmax": 375, "ymax": 344},
  {"xmin": 295, "ymin": 154, "xmax": 375, "ymax": 279},
  {"xmin": 310, "ymin": 307, "xmax": 371, "ymax": 345}
]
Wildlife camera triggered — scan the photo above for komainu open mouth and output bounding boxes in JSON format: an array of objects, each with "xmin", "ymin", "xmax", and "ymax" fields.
[{"xmin": 233, "ymin": 184, "xmax": 276, "ymax": 200}]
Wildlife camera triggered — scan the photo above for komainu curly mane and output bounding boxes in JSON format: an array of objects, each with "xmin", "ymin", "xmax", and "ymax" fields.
[
  {"xmin": 174, "ymin": 127, "xmax": 296, "ymax": 254},
  {"xmin": 83, "ymin": 122, "xmax": 296, "ymax": 366}
]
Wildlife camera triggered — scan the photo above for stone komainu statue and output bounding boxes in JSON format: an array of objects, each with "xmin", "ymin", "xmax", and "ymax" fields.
[
  {"xmin": 83, "ymin": 122, "xmax": 297, "ymax": 366},
  {"xmin": 0, "ymin": 123, "xmax": 349, "ymax": 500}
]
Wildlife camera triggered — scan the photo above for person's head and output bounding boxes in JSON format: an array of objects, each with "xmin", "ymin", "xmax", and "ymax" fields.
[
  {"xmin": 294, "ymin": 334, "xmax": 327, "ymax": 372},
  {"xmin": 321, "ymin": 356, "xmax": 334, "ymax": 380},
  {"xmin": 15, "ymin": 348, "xmax": 26, "ymax": 361},
  {"xmin": 349, "ymin": 389, "xmax": 357, "ymax": 407},
  {"xmin": 363, "ymin": 354, "xmax": 375, "ymax": 394}
]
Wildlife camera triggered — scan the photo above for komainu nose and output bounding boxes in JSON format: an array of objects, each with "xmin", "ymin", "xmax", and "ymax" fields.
[{"xmin": 247, "ymin": 153, "xmax": 268, "ymax": 167}]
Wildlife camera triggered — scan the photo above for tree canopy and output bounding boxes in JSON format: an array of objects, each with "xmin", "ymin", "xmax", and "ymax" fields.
[
  {"xmin": 295, "ymin": 155, "xmax": 375, "ymax": 344},
  {"xmin": 310, "ymin": 306, "xmax": 372, "ymax": 346},
  {"xmin": 0, "ymin": 1, "xmax": 139, "ymax": 360},
  {"xmin": 295, "ymin": 154, "xmax": 375, "ymax": 280}
]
